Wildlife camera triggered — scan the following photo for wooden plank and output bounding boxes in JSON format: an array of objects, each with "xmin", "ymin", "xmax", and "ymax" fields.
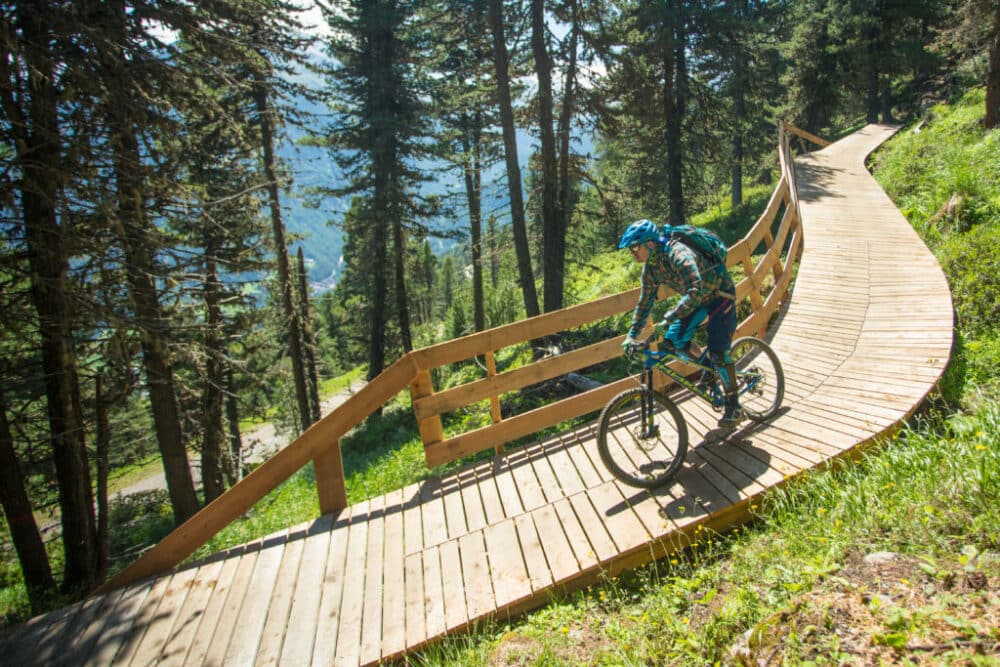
[
  {"xmin": 381, "ymin": 488, "xmax": 408, "ymax": 659},
  {"xmin": 513, "ymin": 513, "xmax": 554, "ymax": 592},
  {"xmin": 330, "ymin": 500, "xmax": 381, "ymax": 665},
  {"xmin": 314, "ymin": 442, "xmax": 347, "ymax": 514},
  {"xmin": 419, "ymin": 478, "xmax": 449, "ymax": 550},
  {"xmin": 424, "ymin": 545, "xmax": 450, "ymax": 639},
  {"xmin": 57, "ymin": 588, "xmax": 125, "ymax": 665},
  {"xmin": 567, "ymin": 491, "xmax": 619, "ymax": 562},
  {"xmin": 528, "ymin": 503, "xmax": 580, "ymax": 584},
  {"xmin": 458, "ymin": 531, "xmax": 495, "ymax": 620},
  {"xmin": 586, "ymin": 483, "xmax": 652, "ymax": 556},
  {"xmin": 528, "ymin": 440, "xmax": 562, "ymax": 502},
  {"xmin": 310, "ymin": 510, "xmax": 352, "ymax": 666},
  {"xmin": 276, "ymin": 516, "xmax": 336, "ymax": 667},
  {"xmin": 482, "ymin": 520, "xmax": 532, "ymax": 608},
  {"xmin": 474, "ymin": 461, "xmax": 507, "ymax": 526},
  {"xmin": 254, "ymin": 534, "xmax": 305, "ymax": 666},
  {"xmin": 439, "ymin": 539, "xmax": 467, "ymax": 631},
  {"xmin": 219, "ymin": 534, "xmax": 287, "ymax": 666},
  {"xmin": 673, "ymin": 462, "xmax": 736, "ymax": 520},
  {"xmin": 402, "ymin": 482, "xmax": 425, "ymax": 555},
  {"xmin": 539, "ymin": 434, "xmax": 588, "ymax": 496},
  {"xmin": 321, "ymin": 500, "xmax": 369, "ymax": 667},
  {"xmin": 506, "ymin": 450, "xmax": 547, "ymax": 512},
  {"xmin": 358, "ymin": 495, "xmax": 387, "ymax": 666},
  {"xmin": 492, "ymin": 455, "xmax": 526, "ymax": 519},
  {"xmin": 403, "ymin": 551, "xmax": 427, "ymax": 650},
  {"xmin": 175, "ymin": 547, "xmax": 251, "ymax": 666},
  {"xmin": 457, "ymin": 468, "xmax": 488, "ymax": 533},
  {"xmin": 79, "ymin": 580, "xmax": 157, "ymax": 666},
  {"xmin": 442, "ymin": 477, "xmax": 468, "ymax": 540},
  {"xmin": 552, "ymin": 497, "xmax": 600, "ymax": 572},
  {"xmin": 123, "ymin": 564, "xmax": 199, "ymax": 666},
  {"xmin": 109, "ymin": 571, "xmax": 178, "ymax": 665}
]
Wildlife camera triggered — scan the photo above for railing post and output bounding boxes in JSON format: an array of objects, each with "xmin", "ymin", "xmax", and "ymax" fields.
[
  {"xmin": 410, "ymin": 369, "xmax": 445, "ymax": 446},
  {"xmin": 485, "ymin": 351, "xmax": 504, "ymax": 454},
  {"xmin": 314, "ymin": 441, "xmax": 347, "ymax": 514}
]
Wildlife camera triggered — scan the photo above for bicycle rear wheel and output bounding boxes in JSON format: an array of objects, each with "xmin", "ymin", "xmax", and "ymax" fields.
[
  {"xmin": 732, "ymin": 336, "xmax": 785, "ymax": 422},
  {"xmin": 597, "ymin": 388, "xmax": 688, "ymax": 488}
]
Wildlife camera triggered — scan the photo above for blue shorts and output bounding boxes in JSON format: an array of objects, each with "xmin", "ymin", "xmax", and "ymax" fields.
[{"xmin": 664, "ymin": 296, "xmax": 737, "ymax": 354}]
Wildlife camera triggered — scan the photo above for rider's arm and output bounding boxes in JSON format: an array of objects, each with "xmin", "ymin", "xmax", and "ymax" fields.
[
  {"xmin": 628, "ymin": 266, "xmax": 658, "ymax": 339},
  {"xmin": 664, "ymin": 243, "xmax": 706, "ymax": 322}
]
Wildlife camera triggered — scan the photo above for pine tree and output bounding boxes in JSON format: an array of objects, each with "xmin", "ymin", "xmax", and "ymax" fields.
[
  {"xmin": 430, "ymin": 0, "xmax": 502, "ymax": 332},
  {"xmin": 488, "ymin": 0, "xmax": 541, "ymax": 318},
  {"xmin": 1, "ymin": 1, "xmax": 100, "ymax": 590},
  {"xmin": 319, "ymin": 0, "xmax": 436, "ymax": 378}
]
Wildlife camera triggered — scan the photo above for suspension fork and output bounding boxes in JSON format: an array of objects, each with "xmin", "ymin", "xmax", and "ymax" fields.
[{"xmin": 643, "ymin": 367, "xmax": 656, "ymax": 437}]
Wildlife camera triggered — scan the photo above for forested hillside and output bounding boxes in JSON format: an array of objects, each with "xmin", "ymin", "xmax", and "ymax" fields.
[{"xmin": 1, "ymin": 0, "xmax": 998, "ymax": 629}]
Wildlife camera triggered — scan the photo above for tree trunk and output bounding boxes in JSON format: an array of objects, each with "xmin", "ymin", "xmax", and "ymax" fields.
[
  {"xmin": 252, "ymin": 75, "xmax": 313, "ymax": 432},
  {"xmin": 488, "ymin": 0, "xmax": 540, "ymax": 319},
  {"xmin": 200, "ymin": 226, "xmax": 226, "ymax": 504},
  {"xmin": 662, "ymin": 4, "xmax": 686, "ymax": 226},
  {"xmin": 108, "ymin": 120, "xmax": 200, "ymax": 525},
  {"xmin": 297, "ymin": 247, "xmax": 321, "ymax": 423},
  {"xmin": 14, "ymin": 4, "xmax": 99, "ymax": 591},
  {"xmin": 96, "ymin": 0, "xmax": 199, "ymax": 527},
  {"xmin": 392, "ymin": 215, "xmax": 413, "ymax": 352},
  {"xmin": 94, "ymin": 376, "xmax": 110, "ymax": 582},
  {"xmin": 225, "ymin": 367, "xmax": 243, "ymax": 484},
  {"xmin": 731, "ymin": 2, "xmax": 746, "ymax": 209},
  {"xmin": 367, "ymin": 189, "xmax": 389, "ymax": 383},
  {"xmin": 0, "ymin": 386, "xmax": 56, "ymax": 612},
  {"xmin": 987, "ymin": 0, "xmax": 999, "ymax": 129},
  {"xmin": 461, "ymin": 116, "xmax": 486, "ymax": 333},
  {"xmin": 557, "ymin": 1, "xmax": 579, "ymax": 256},
  {"xmin": 532, "ymin": 0, "xmax": 563, "ymax": 314}
]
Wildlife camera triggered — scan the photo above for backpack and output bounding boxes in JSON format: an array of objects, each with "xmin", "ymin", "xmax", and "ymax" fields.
[{"xmin": 662, "ymin": 224, "xmax": 728, "ymax": 266}]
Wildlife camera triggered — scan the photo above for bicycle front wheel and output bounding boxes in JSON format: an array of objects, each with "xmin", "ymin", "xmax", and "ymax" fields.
[
  {"xmin": 597, "ymin": 388, "xmax": 688, "ymax": 488},
  {"xmin": 732, "ymin": 336, "xmax": 785, "ymax": 422}
]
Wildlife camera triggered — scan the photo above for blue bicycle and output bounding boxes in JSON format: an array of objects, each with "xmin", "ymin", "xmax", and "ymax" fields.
[{"xmin": 597, "ymin": 335, "xmax": 785, "ymax": 488}]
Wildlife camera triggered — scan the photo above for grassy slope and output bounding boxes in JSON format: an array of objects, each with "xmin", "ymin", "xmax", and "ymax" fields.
[{"xmin": 410, "ymin": 91, "xmax": 1000, "ymax": 665}]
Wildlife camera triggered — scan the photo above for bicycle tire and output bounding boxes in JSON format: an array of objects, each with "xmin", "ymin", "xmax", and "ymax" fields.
[
  {"xmin": 731, "ymin": 336, "xmax": 785, "ymax": 422},
  {"xmin": 597, "ymin": 387, "xmax": 688, "ymax": 488}
]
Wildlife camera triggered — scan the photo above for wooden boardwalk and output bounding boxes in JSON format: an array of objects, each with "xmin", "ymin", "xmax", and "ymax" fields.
[{"xmin": 0, "ymin": 125, "xmax": 953, "ymax": 666}]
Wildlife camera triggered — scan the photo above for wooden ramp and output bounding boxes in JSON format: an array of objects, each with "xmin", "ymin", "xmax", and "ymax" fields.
[{"xmin": 0, "ymin": 125, "xmax": 953, "ymax": 666}]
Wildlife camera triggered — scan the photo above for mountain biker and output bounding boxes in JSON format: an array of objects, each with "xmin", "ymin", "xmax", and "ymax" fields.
[{"xmin": 618, "ymin": 219, "xmax": 743, "ymax": 428}]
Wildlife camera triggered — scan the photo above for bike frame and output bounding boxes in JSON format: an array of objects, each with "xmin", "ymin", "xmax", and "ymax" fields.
[{"xmin": 641, "ymin": 347, "xmax": 721, "ymax": 402}]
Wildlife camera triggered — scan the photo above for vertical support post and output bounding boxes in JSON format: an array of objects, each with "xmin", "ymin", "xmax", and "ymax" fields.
[
  {"xmin": 314, "ymin": 440, "xmax": 347, "ymax": 514},
  {"xmin": 485, "ymin": 351, "xmax": 504, "ymax": 454},
  {"xmin": 410, "ymin": 369, "xmax": 445, "ymax": 447}
]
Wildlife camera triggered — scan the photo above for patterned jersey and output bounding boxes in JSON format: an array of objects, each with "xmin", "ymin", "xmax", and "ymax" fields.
[{"xmin": 628, "ymin": 239, "xmax": 736, "ymax": 339}]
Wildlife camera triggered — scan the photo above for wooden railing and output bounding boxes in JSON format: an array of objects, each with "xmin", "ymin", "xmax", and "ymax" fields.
[{"xmin": 98, "ymin": 122, "xmax": 824, "ymax": 593}]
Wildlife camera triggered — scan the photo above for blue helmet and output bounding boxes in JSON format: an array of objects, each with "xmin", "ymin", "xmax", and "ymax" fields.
[{"xmin": 618, "ymin": 219, "xmax": 660, "ymax": 249}]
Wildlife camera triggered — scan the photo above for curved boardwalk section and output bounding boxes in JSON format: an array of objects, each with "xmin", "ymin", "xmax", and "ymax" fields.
[{"xmin": 0, "ymin": 125, "xmax": 953, "ymax": 666}]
